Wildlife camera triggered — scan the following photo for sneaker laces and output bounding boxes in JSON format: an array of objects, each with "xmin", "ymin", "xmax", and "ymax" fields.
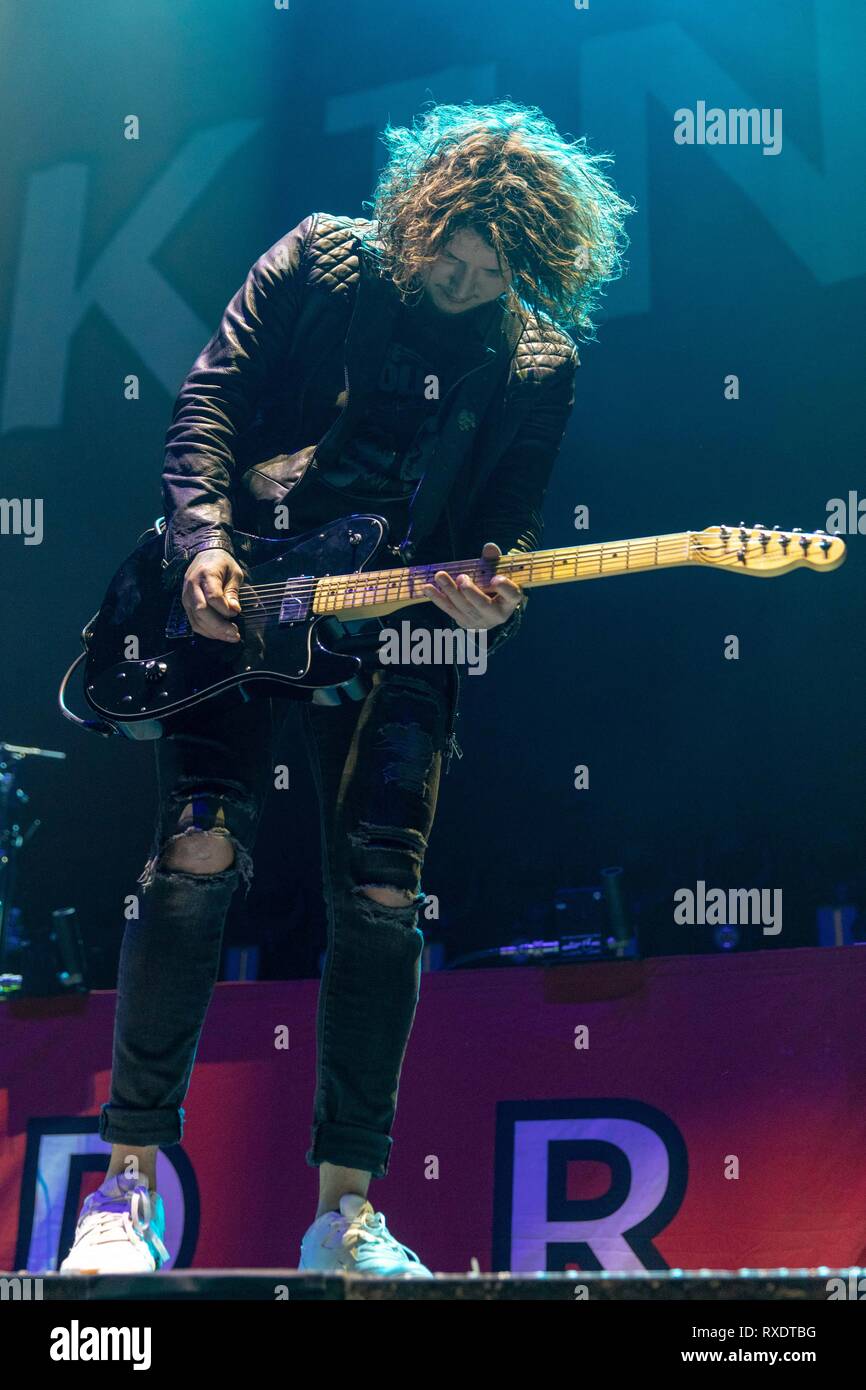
[
  {"xmin": 340, "ymin": 1205, "xmax": 422, "ymax": 1266},
  {"xmin": 78, "ymin": 1188, "xmax": 169, "ymax": 1265}
]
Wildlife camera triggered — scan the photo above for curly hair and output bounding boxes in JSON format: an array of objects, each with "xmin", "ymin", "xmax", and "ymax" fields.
[{"xmin": 362, "ymin": 99, "xmax": 634, "ymax": 341}]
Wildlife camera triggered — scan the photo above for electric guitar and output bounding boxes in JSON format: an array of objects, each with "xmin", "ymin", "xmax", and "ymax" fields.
[{"xmin": 64, "ymin": 516, "xmax": 846, "ymax": 739}]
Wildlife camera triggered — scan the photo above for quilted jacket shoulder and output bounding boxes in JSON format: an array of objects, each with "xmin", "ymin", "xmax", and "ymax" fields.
[
  {"xmin": 302, "ymin": 211, "xmax": 374, "ymax": 294},
  {"xmin": 512, "ymin": 307, "xmax": 580, "ymax": 380}
]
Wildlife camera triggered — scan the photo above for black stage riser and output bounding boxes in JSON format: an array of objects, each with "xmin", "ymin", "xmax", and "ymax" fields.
[{"xmin": 5, "ymin": 1269, "xmax": 864, "ymax": 1301}]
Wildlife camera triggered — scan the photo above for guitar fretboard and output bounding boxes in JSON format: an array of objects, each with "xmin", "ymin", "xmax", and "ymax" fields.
[{"xmin": 311, "ymin": 532, "xmax": 694, "ymax": 617}]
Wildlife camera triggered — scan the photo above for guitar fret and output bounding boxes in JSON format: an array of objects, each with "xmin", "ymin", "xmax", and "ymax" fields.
[{"xmin": 307, "ymin": 533, "xmax": 708, "ymax": 617}]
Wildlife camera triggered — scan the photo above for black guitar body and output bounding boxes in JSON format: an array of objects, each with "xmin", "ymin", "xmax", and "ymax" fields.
[{"xmin": 83, "ymin": 514, "xmax": 392, "ymax": 739}]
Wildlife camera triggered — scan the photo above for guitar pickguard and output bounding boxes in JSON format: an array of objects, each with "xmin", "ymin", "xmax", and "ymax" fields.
[{"xmin": 83, "ymin": 514, "xmax": 392, "ymax": 735}]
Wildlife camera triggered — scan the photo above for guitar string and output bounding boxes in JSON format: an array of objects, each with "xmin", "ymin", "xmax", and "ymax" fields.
[
  {"xmin": 227, "ymin": 567, "xmax": 798, "ymax": 618},
  {"xmin": 228, "ymin": 533, "xmax": 694, "ymax": 593},
  {"xmin": 222, "ymin": 536, "xmax": 701, "ymax": 607},
  {"xmin": 222, "ymin": 534, "xmax": 815, "ymax": 606},
  {"xmin": 223, "ymin": 540, "xmax": 800, "ymax": 617},
  {"xmin": 234, "ymin": 563, "xmax": 695, "ymax": 614},
  {"xmin": 158, "ymin": 533, "xmax": 825, "ymax": 644}
]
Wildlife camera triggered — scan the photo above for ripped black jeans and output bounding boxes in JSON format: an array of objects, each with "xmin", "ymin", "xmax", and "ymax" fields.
[{"xmin": 98, "ymin": 653, "xmax": 460, "ymax": 1180}]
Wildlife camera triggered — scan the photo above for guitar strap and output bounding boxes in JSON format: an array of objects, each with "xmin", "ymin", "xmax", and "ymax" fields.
[{"xmin": 395, "ymin": 309, "xmax": 518, "ymax": 563}]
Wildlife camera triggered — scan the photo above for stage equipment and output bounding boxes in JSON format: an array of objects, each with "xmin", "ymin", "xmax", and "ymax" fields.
[{"xmin": 0, "ymin": 741, "xmax": 67, "ymax": 999}]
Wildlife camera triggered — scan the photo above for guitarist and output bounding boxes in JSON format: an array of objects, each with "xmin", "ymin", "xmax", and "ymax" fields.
[{"xmin": 61, "ymin": 100, "xmax": 629, "ymax": 1276}]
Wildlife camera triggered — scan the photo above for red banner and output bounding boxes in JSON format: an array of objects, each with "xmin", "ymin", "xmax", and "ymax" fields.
[{"xmin": 2, "ymin": 946, "xmax": 865, "ymax": 1274}]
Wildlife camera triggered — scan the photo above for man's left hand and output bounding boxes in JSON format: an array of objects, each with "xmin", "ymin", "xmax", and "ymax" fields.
[{"xmin": 421, "ymin": 541, "xmax": 523, "ymax": 629}]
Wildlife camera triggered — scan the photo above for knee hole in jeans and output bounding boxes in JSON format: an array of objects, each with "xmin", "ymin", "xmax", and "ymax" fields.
[
  {"xmin": 358, "ymin": 884, "xmax": 416, "ymax": 908},
  {"xmin": 160, "ymin": 803, "xmax": 237, "ymax": 875}
]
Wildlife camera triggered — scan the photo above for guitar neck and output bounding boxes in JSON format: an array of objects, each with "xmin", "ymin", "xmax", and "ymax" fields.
[
  {"xmin": 314, "ymin": 532, "xmax": 694, "ymax": 620},
  {"xmin": 468, "ymin": 532, "xmax": 693, "ymax": 588}
]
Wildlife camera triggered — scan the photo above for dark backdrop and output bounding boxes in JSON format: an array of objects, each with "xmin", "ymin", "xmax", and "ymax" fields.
[{"xmin": 1, "ymin": 0, "xmax": 863, "ymax": 981}]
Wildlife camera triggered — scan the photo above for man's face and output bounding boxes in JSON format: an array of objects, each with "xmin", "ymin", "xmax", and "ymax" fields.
[{"xmin": 422, "ymin": 228, "xmax": 511, "ymax": 314}]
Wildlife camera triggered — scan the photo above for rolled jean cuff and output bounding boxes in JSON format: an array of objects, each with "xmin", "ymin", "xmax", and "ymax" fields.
[
  {"xmin": 98, "ymin": 1102, "xmax": 184, "ymax": 1148},
  {"xmin": 306, "ymin": 1122, "xmax": 392, "ymax": 1180}
]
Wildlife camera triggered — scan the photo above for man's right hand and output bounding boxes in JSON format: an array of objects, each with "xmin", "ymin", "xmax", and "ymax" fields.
[{"xmin": 182, "ymin": 548, "xmax": 245, "ymax": 641}]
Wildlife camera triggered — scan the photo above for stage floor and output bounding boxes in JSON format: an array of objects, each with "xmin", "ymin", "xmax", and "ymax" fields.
[{"xmin": 10, "ymin": 1268, "xmax": 859, "ymax": 1301}]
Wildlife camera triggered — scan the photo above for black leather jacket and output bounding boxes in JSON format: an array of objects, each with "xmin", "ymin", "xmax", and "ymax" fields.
[{"xmin": 161, "ymin": 212, "xmax": 580, "ymax": 655}]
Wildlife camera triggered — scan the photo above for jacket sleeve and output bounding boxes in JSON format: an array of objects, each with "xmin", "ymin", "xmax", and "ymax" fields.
[
  {"xmin": 460, "ymin": 341, "xmax": 579, "ymax": 655},
  {"xmin": 161, "ymin": 212, "xmax": 316, "ymax": 563}
]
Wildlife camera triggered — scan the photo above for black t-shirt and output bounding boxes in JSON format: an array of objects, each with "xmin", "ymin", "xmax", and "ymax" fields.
[
  {"xmin": 322, "ymin": 291, "xmax": 498, "ymax": 499},
  {"xmin": 292, "ymin": 291, "xmax": 500, "ymax": 663}
]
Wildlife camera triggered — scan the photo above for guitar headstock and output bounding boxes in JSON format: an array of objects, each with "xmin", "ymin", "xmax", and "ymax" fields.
[{"xmin": 689, "ymin": 525, "xmax": 847, "ymax": 575}]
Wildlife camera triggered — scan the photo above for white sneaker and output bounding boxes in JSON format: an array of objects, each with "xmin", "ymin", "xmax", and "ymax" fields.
[
  {"xmin": 59, "ymin": 1173, "xmax": 170, "ymax": 1273},
  {"xmin": 299, "ymin": 1193, "xmax": 432, "ymax": 1277}
]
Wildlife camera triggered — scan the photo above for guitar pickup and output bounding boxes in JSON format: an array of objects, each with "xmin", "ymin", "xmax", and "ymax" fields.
[
  {"xmin": 164, "ymin": 578, "xmax": 313, "ymax": 635},
  {"xmin": 279, "ymin": 583, "xmax": 312, "ymax": 624}
]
